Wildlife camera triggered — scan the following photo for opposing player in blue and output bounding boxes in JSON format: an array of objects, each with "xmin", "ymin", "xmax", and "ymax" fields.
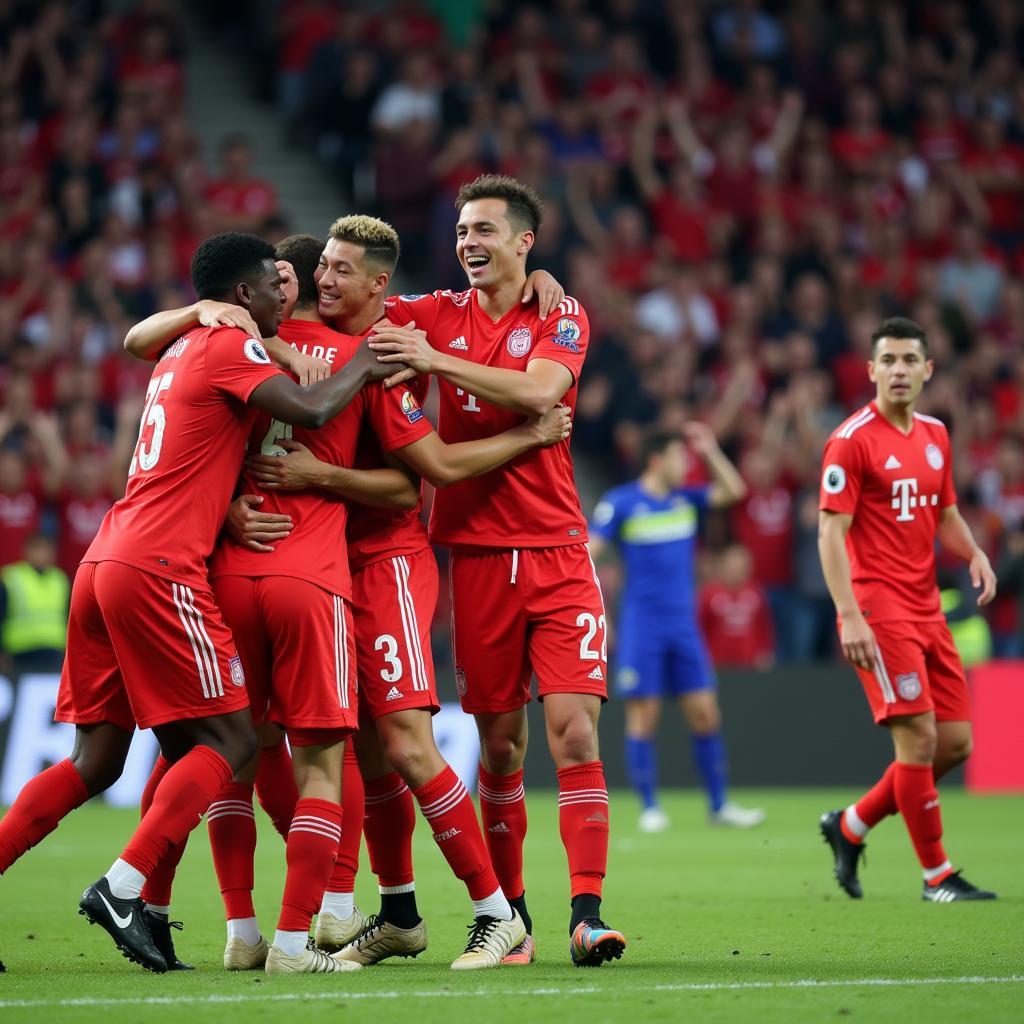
[{"xmin": 589, "ymin": 426, "xmax": 766, "ymax": 832}]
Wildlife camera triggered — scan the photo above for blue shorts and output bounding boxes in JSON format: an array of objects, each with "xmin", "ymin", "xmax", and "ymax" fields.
[{"xmin": 613, "ymin": 612, "xmax": 716, "ymax": 699}]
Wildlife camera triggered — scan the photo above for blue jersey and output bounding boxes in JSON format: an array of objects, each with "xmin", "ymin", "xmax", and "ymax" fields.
[{"xmin": 590, "ymin": 480, "xmax": 709, "ymax": 619}]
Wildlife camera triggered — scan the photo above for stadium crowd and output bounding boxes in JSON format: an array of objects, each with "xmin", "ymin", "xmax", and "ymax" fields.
[{"xmin": 2, "ymin": 0, "xmax": 1023, "ymax": 671}]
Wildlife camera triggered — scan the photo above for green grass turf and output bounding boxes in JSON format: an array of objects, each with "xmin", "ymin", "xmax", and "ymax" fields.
[{"xmin": 0, "ymin": 788, "xmax": 1020, "ymax": 1023}]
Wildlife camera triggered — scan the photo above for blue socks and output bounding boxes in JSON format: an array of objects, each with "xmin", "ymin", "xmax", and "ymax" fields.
[
  {"xmin": 692, "ymin": 733, "xmax": 728, "ymax": 813},
  {"xmin": 625, "ymin": 735, "xmax": 658, "ymax": 810}
]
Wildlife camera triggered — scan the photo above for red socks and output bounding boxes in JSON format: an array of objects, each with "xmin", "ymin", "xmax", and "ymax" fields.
[
  {"xmin": 0, "ymin": 758, "xmax": 88, "ymax": 874},
  {"xmin": 208, "ymin": 780, "xmax": 258, "ymax": 919},
  {"xmin": 139, "ymin": 756, "xmax": 186, "ymax": 907},
  {"xmin": 413, "ymin": 765, "xmax": 498, "ymax": 901},
  {"xmin": 255, "ymin": 742, "xmax": 298, "ymax": 840},
  {"xmin": 477, "ymin": 764, "xmax": 527, "ymax": 899},
  {"xmin": 363, "ymin": 772, "xmax": 416, "ymax": 888},
  {"xmin": 326, "ymin": 745, "xmax": 363, "ymax": 894},
  {"xmin": 557, "ymin": 761, "xmax": 609, "ymax": 899},
  {"xmin": 277, "ymin": 798, "xmax": 342, "ymax": 931},
  {"xmin": 894, "ymin": 761, "xmax": 952, "ymax": 882},
  {"xmin": 842, "ymin": 762, "xmax": 898, "ymax": 844},
  {"xmin": 121, "ymin": 745, "xmax": 232, "ymax": 878}
]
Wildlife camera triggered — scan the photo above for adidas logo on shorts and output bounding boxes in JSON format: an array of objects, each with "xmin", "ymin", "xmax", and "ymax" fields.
[
  {"xmin": 587, "ymin": 666, "xmax": 604, "ymax": 681},
  {"xmin": 385, "ymin": 686, "xmax": 403, "ymax": 701}
]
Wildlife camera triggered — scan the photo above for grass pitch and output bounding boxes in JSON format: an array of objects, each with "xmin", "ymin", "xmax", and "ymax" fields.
[{"xmin": 0, "ymin": 788, "xmax": 1020, "ymax": 1023}]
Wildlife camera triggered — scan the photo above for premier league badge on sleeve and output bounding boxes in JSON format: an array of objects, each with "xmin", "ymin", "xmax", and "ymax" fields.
[
  {"xmin": 506, "ymin": 326, "xmax": 533, "ymax": 358},
  {"xmin": 244, "ymin": 338, "xmax": 272, "ymax": 364},
  {"xmin": 822, "ymin": 464, "xmax": 847, "ymax": 494}
]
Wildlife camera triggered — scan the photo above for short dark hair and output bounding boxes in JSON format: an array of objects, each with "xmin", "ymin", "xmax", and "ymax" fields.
[
  {"xmin": 327, "ymin": 215, "xmax": 400, "ymax": 275},
  {"xmin": 871, "ymin": 316, "xmax": 928, "ymax": 356},
  {"xmin": 275, "ymin": 234, "xmax": 323, "ymax": 309},
  {"xmin": 190, "ymin": 232, "xmax": 276, "ymax": 300},
  {"xmin": 638, "ymin": 429, "xmax": 681, "ymax": 471},
  {"xmin": 455, "ymin": 174, "xmax": 543, "ymax": 235}
]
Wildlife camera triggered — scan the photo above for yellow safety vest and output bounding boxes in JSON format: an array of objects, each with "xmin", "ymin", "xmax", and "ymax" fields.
[
  {"xmin": 940, "ymin": 589, "xmax": 992, "ymax": 668},
  {"xmin": 1, "ymin": 562, "xmax": 69, "ymax": 655}
]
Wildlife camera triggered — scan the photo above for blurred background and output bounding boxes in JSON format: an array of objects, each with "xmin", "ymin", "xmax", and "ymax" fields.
[{"xmin": 0, "ymin": 0, "xmax": 1022, "ymax": 791}]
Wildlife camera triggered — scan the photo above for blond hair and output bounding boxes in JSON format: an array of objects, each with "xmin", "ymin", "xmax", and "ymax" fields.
[{"xmin": 327, "ymin": 214, "xmax": 400, "ymax": 273}]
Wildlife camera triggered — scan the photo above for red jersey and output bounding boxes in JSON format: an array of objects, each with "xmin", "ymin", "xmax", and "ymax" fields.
[
  {"xmin": 732, "ymin": 478, "xmax": 796, "ymax": 587},
  {"xmin": 387, "ymin": 291, "xmax": 589, "ymax": 549},
  {"xmin": 84, "ymin": 326, "xmax": 283, "ymax": 584},
  {"xmin": 211, "ymin": 319, "xmax": 433, "ymax": 590},
  {"xmin": 0, "ymin": 487, "xmax": 42, "ymax": 567},
  {"xmin": 699, "ymin": 580, "xmax": 774, "ymax": 666},
  {"xmin": 57, "ymin": 491, "xmax": 114, "ymax": 577},
  {"xmin": 819, "ymin": 402, "xmax": 957, "ymax": 623}
]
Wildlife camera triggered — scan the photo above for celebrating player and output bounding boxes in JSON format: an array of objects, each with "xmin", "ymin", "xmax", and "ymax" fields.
[
  {"xmin": 817, "ymin": 316, "xmax": 997, "ymax": 903},
  {"xmin": 371, "ymin": 174, "xmax": 626, "ymax": 967},
  {"xmin": 589, "ymin": 427, "xmax": 765, "ymax": 832},
  {"xmin": 0, "ymin": 232, "xmax": 398, "ymax": 972},
  {"xmin": 128, "ymin": 225, "xmax": 568, "ymax": 969}
]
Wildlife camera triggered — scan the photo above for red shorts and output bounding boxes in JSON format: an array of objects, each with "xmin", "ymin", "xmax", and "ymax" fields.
[
  {"xmin": 449, "ymin": 544, "xmax": 608, "ymax": 715},
  {"xmin": 351, "ymin": 548, "xmax": 440, "ymax": 720},
  {"xmin": 852, "ymin": 619, "xmax": 971, "ymax": 724},
  {"xmin": 56, "ymin": 561, "xmax": 250, "ymax": 732},
  {"xmin": 212, "ymin": 575, "xmax": 357, "ymax": 737}
]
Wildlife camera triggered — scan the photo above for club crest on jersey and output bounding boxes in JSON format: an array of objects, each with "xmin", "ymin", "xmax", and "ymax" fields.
[
  {"xmin": 925, "ymin": 444, "xmax": 944, "ymax": 470},
  {"xmin": 401, "ymin": 391, "xmax": 424, "ymax": 423},
  {"xmin": 896, "ymin": 672, "xmax": 921, "ymax": 700},
  {"xmin": 229, "ymin": 655, "xmax": 246, "ymax": 687},
  {"xmin": 506, "ymin": 326, "xmax": 533, "ymax": 358},
  {"xmin": 822, "ymin": 464, "xmax": 846, "ymax": 494},
  {"xmin": 244, "ymin": 338, "xmax": 271, "ymax": 364}
]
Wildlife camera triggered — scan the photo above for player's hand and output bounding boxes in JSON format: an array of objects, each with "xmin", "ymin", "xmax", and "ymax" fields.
[
  {"xmin": 224, "ymin": 494, "xmax": 293, "ymax": 552},
  {"xmin": 680, "ymin": 420, "xmax": 719, "ymax": 457},
  {"xmin": 969, "ymin": 550, "xmax": 997, "ymax": 606},
  {"xmin": 529, "ymin": 404, "xmax": 573, "ymax": 446},
  {"xmin": 523, "ymin": 270, "xmax": 565, "ymax": 319},
  {"xmin": 839, "ymin": 611, "xmax": 876, "ymax": 672},
  {"xmin": 368, "ymin": 322, "xmax": 434, "ymax": 380},
  {"xmin": 195, "ymin": 300, "xmax": 261, "ymax": 340},
  {"xmin": 275, "ymin": 260, "xmax": 299, "ymax": 319},
  {"xmin": 245, "ymin": 439, "xmax": 323, "ymax": 490},
  {"xmin": 275, "ymin": 343, "xmax": 331, "ymax": 386},
  {"xmin": 351, "ymin": 336, "xmax": 411, "ymax": 385}
]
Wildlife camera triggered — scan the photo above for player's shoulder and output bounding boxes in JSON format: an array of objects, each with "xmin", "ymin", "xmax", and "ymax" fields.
[
  {"xmin": 552, "ymin": 295, "xmax": 587, "ymax": 320},
  {"xmin": 828, "ymin": 404, "xmax": 877, "ymax": 445},
  {"xmin": 913, "ymin": 410, "xmax": 950, "ymax": 439}
]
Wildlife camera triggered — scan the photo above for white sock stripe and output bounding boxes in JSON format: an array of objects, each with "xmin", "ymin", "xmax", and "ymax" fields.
[
  {"xmin": 477, "ymin": 785, "xmax": 526, "ymax": 803},
  {"xmin": 397, "ymin": 557, "xmax": 430, "ymax": 691},
  {"xmin": 290, "ymin": 814, "xmax": 342, "ymax": 830},
  {"xmin": 558, "ymin": 794, "xmax": 610, "ymax": 806},
  {"xmin": 289, "ymin": 824, "xmax": 343, "ymax": 842},
  {"xmin": 182, "ymin": 586, "xmax": 223, "ymax": 696},
  {"xmin": 844, "ymin": 806, "xmax": 869, "ymax": 838},
  {"xmin": 391, "ymin": 558, "xmax": 422, "ymax": 692},
  {"xmin": 419, "ymin": 781, "xmax": 469, "ymax": 819},
  {"xmin": 206, "ymin": 810, "xmax": 257, "ymax": 822},
  {"xmin": 364, "ymin": 783, "xmax": 410, "ymax": 805},
  {"xmin": 172, "ymin": 583, "xmax": 210, "ymax": 700},
  {"xmin": 558, "ymin": 788, "xmax": 609, "ymax": 798},
  {"xmin": 208, "ymin": 800, "xmax": 255, "ymax": 811}
]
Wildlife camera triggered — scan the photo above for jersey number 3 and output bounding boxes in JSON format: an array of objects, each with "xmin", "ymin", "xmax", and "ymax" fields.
[{"xmin": 129, "ymin": 372, "xmax": 175, "ymax": 476}]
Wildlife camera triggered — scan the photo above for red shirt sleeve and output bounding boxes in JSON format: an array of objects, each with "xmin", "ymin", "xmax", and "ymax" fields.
[
  {"xmin": 384, "ymin": 293, "xmax": 444, "ymax": 344},
  {"xmin": 365, "ymin": 380, "xmax": 434, "ymax": 452},
  {"xmin": 819, "ymin": 434, "xmax": 864, "ymax": 516},
  {"xmin": 939, "ymin": 429, "xmax": 957, "ymax": 509},
  {"xmin": 204, "ymin": 328, "xmax": 285, "ymax": 403},
  {"xmin": 530, "ymin": 300, "xmax": 590, "ymax": 383}
]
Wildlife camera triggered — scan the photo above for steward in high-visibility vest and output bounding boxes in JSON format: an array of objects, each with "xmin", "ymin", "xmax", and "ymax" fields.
[
  {"xmin": 1, "ymin": 536, "xmax": 69, "ymax": 658},
  {"xmin": 941, "ymin": 588, "xmax": 992, "ymax": 668}
]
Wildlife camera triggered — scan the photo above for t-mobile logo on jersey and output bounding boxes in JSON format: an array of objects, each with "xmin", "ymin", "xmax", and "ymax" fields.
[{"xmin": 891, "ymin": 478, "xmax": 939, "ymax": 521}]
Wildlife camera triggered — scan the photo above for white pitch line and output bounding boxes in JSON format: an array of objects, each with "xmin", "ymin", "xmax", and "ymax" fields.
[{"xmin": 0, "ymin": 975, "xmax": 1020, "ymax": 1010}]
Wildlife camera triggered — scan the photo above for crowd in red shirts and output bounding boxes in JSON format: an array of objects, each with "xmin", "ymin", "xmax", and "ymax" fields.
[{"xmin": 3, "ymin": 1, "xmax": 1024, "ymax": 666}]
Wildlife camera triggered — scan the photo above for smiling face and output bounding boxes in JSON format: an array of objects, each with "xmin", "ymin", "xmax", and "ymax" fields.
[
  {"xmin": 868, "ymin": 336, "xmax": 933, "ymax": 408},
  {"xmin": 455, "ymin": 197, "xmax": 533, "ymax": 291},
  {"xmin": 238, "ymin": 258, "xmax": 287, "ymax": 337},
  {"xmin": 315, "ymin": 237, "xmax": 388, "ymax": 323}
]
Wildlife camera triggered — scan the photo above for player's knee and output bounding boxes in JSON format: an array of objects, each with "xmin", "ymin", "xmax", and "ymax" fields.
[
  {"xmin": 688, "ymin": 704, "xmax": 720, "ymax": 735},
  {"xmin": 904, "ymin": 719, "xmax": 938, "ymax": 761},
  {"xmin": 481, "ymin": 734, "xmax": 526, "ymax": 774},
  {"xmin": 551, "ymin": 715, "xmax": 599, "ymax": 764},
  {"xmin": 945, "ymin": 733, "xmax": 972, "ymax": 766},
  {"xmin": 70, "ymin": 750, "xmax": 124, "ymax": 796}
]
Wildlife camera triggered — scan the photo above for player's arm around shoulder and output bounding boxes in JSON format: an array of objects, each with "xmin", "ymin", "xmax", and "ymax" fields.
[{"xmin": 124, "ymin": 301, "xmax": 262, "ymax": 361}]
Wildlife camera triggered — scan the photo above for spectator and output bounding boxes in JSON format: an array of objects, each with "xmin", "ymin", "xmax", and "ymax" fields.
[{"xmin": 699, "ymin": 545, "xmax": 774, "ymax": 668}]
